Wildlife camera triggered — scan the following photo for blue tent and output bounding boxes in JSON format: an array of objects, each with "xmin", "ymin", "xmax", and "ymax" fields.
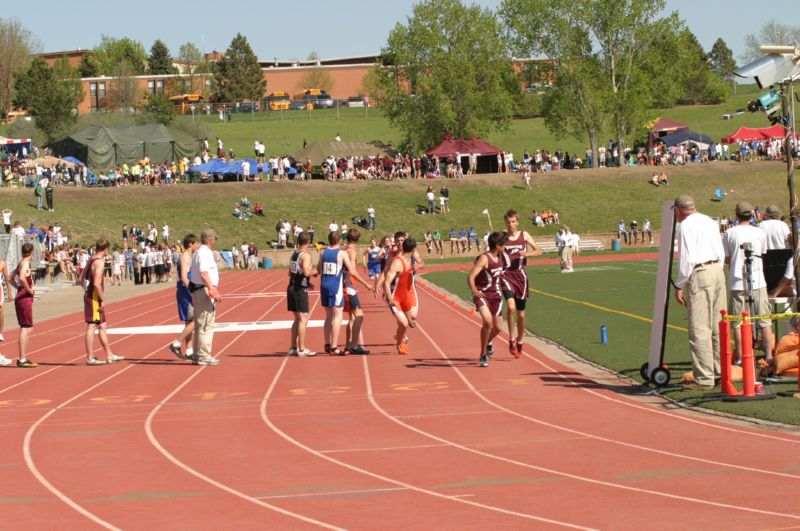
[
  {"xmin": 655, "ymin": 130, "xmax": 713, "ymax": 147},
  {"xmin": 62, "ymin": 156, "xmax": 84, "ymax": 165},
  {"xmin": 221, "ymin": 158, "xmax": 258, "ymax": 174},
  {"xmin": 189, "ymin": 158, "xmax": 230, "ymax": 174}
]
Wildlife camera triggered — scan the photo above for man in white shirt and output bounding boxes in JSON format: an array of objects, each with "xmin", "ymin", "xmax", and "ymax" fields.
[
  {"xmin": 241, "ymin": 160, "xmax": 250, "ymax": 182},
  {"xmin": 758, "ymin": 204, "xmax": 790, "ymax": 250},
  {"xmin": 162, "ymin": 223, "xmax": 170, "ymax": 245},
  {"xmin": 2, "ymin": 208, "xmax": 12, "ymax": 234},
  {"xmin": 723, "ymin": 202, "xmax": 773, "ymax": 361},
  {"xmin": 240, "ymin": 242, "xmax": 249, "ymax": 269},
  {"xmin": 329, "ymin": 219, "xmax": 339, "ymax": 235},
  {"xmin": 190, "ymin": 228, "xmax": 222, "ymax": 365},
  {"xmin": 673, "ymin": 195, "xmax": 727, "ymax": 390}
]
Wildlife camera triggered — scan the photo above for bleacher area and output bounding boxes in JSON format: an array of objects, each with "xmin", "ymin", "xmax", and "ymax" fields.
[{"xmin": 535, "ymin": 239, "xmax": 604, "ymax": 253}]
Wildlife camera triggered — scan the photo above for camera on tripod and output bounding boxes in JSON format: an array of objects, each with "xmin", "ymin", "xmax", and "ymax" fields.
[{"xmin": 740, "ymin": 242, "xmax": 755, "ymax": 257}]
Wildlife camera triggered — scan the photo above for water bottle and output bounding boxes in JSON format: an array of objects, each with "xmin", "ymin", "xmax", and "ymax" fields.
[{"xmin": 600, "ymin": 325, "xmax": 608, "ymax": 344}]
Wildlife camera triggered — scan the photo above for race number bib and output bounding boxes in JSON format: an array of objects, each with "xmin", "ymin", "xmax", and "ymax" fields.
[{"xmin": 323, "ymin": 262, "xmax": 338, "ymax": 275}]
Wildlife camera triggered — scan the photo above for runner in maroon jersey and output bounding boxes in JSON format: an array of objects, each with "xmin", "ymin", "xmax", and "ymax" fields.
[
  {"xmin": 501, "ymin": 209, "xmax": 541, "ymax": 358},
  {"xmin": 468, "ymin": 232, "xmax": 508, "ymax": 368}
]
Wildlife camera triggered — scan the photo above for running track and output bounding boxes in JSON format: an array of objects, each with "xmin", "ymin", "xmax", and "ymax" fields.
[{"xmin": 1, "ymin": 269, "xmax": 799, "ymax": 530}]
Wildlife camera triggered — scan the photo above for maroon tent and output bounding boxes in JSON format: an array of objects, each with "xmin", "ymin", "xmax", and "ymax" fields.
[
  {"xmin": 427, "ymin": 137, "xmax": 504, "ymax": 173},
  {"xmin": 648, "ymin": 118, "xmax": 689, "ymax": 148}
]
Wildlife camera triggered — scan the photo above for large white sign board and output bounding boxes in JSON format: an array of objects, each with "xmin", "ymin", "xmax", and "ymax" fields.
[{"xmin": 647, "ymin": 201, "xmax": 678, "ymax": 378}]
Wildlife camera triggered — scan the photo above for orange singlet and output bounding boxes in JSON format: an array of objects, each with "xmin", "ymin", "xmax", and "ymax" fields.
[{"xmin": 391, "ymin": 256, "xmax": 417, "ymax": 312}]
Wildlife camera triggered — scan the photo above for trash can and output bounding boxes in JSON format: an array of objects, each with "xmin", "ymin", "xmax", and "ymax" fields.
[
  {"xmin": 611, "ymin": 239, "xmax": 621, "ymax": 251},
  {"xmin": 262, "ymin": 258, "xmax": 272, "ymax": 269}
]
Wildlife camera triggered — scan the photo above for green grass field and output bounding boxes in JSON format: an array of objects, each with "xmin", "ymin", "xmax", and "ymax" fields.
[{"xmin": 424, "ymin": 262, "xmax": 800, "ymax": 426}]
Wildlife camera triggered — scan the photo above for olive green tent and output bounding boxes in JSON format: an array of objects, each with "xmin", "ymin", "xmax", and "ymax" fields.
[
  {"xmin": 51, "ymin": 124, "xmax": 202, "ymax": 170},
  {"xmin": 291, "ymin": 140, "xmax": 389, "ymax": 166}
]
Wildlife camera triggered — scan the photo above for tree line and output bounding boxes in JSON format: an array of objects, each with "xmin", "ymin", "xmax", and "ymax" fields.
[{"xmin": 0, "ymin": 6, "xmax": 797, "ymax": 153}]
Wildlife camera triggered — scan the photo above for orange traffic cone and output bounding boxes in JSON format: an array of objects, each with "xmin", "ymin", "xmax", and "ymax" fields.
[{"xmin": 469, "ymin": 308, "xmax": 476, "ymax": 317}]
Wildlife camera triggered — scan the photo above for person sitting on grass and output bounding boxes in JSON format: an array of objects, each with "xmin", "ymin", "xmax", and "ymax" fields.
[
  {"xmin": 659, "ymin": 172, "xmax": 669, "ymax": 186},
  {"xmin": 254, "ymin": 203, "xmax": 264, "ymax": 216},
  {"xmin": 650, "ymin": 173, "xmax": 660, "ymax": 186}
]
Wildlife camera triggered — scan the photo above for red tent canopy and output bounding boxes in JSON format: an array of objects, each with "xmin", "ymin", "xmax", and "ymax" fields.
[
  {"xmin": 721, "ymin": 125, "xmax": 786, "ymax": 144},
  {"xmin": 427, "ymin": 137, "xmax": 503, "ymax": 157},
  {"xmin": 648, "ymin": 118, "xmax": 689, "ymax": 148}
]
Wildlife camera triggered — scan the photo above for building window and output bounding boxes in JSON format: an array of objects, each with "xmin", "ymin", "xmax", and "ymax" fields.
[
  {"xmin": 98, "ymin": 82, "xmax": 106, "ymax": 97},
  {"xmin": 156, "ymin": 80, "xmax": 164, "ymax": 94},
  {"xmin": 148, "ymin": 80, "xmax": 155, "ymax": 94},
  {"xmin": 90, "ymin": 83, "xmax": 97, "ymax": 96},
  {"xmin": 148, "ymin": 80, "xmax": 165, "ymax": 95}
]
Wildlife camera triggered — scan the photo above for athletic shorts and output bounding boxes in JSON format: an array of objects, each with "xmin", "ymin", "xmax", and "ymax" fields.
[
  {"xmin": 729, "ymin": 288, "xmax": 771, "ymax": 329},
  {"xmin": 368, "ymin": 264, "xmax": 381, "ymax": 278},
  {"xmin": 502, "ymin": 270, "xmax": 529, "ymax": 301},
  {"xmin": 343, "ymin": 287, "xmax": 361, "ymax": 312},
  {"xmin": 14, "ymin": 295, "xmax": 33, "ymax": 328},
  {"xmin": 501, "ymin": 290, "xmax": 527, "ymax": 311},
  {"xmin": 321, "ymin": 285, "xmax": 344, "ymax": 308},
  {"xmin": 391, "ymin": 291, "xmax": 417, "ymax": 313},
  {"xmin": 287, "ymin": 287, "xmax": 309, "ymax": 313},
  {"xmin": 474, "ymin": 293, "xmax": 503, "ymax": 317},
  {"xmin": 176, "ymin": 285, "xmax": 194, "ymax": 322},
  {"xmin": 155, "ymin": 264, "xmax": 165, "ymax": 277},
  {"xmin": 84, "ymin": 291, "xmax": 105, "ymax": 324}
]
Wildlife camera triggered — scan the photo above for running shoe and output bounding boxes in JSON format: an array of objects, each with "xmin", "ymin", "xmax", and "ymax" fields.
[
  {"xmin": 515, "ymin": 339, "xmax": 524, "ymax": 357},
  {"xmin": 194, "ymin": 357, "xmax": 221, "ymax": 366},
  {"xmin": 297, "ymin": 348, "xmax": 317, "ymax": 357},
  {"xmin": 0, "ymin": 333, "xmax": 5, "ymax": 341},
  {"xmin": 86, "ymin": 358, "xmax": 105, "ymax": 366},
  {"xmin": 107, "ymin": 353, "xmax": 125, "ymax": 363},
  {"xmin": 324, "ymin": 344, "xmax": 331, "ymax": 354},
  {"xmin": 479, "ymin": 354, "xmax": 489, "ymax": 367},
  {"xmin": 397, "ymin": 340, "xmax": 409, "ymax": 355},
  {"xmin": 351, "ymin": 345, "xmax": 370, "ymax": 355},
  {"xmin": 0, "ymin": 354, "xmax": 12, "ymax": 366},
  {"xmin": 168, "ymin": 343, "xmax": 185, "ymax": 360},
  {"xmin": 17, "ymin": 359, "xmax": 38, "ymax": 368},
  {"xmin": 508, "ymin": 340, "xmax": 518, "ymax": 357},
  {"xmin": 288, "ymin": 348, "xmax": 298, "ymax": 356},
  {"xmin": 331, "ymin": 347, "xmax": 345, "ymax": 356},
  {"xmin": 487, "ymin": 343, "xmax": 494, "ymax": 358}
]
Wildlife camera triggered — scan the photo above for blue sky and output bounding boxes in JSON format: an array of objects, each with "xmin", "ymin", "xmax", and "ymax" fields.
[{"xmin": 14, "ymin": 0, "xmax": 795, "ymax": 62}]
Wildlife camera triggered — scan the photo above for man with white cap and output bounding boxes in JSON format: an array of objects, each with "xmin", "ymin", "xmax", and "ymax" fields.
[
  {"xmin": 189, "ymin": 228, "xmax": 222, "ymax": 365},
  {"xmin": 673, "ymin": 195, "xmax": 726, "ymax": 390},
  {"xmin": 723, "ymin": 201, "xmax": 773, "ymax": 361},
  {"xmin": 758, "ymin": 204, "xmax": 790, "ymax": 250}
]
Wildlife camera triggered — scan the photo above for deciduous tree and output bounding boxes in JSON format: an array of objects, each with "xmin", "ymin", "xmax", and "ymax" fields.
[
  {"xmin": 0, "ymin": 17, "xmax": 41, "ymax": 118},
  {"xmin": 375, "ymin": 0, "xmax": 517, "ymax": 151},
  {"xmin": 297, "ymin": 51, "xmax": 334, "ymax": 92},
  {"xmin": 212, "ymin": 34, "xmax": 266, "ymax": 102},
  {"xmin": 94, "ymin": 35, "xmax": 147, "ymax": 75},
  {"xmin": 13, "ymin": 57, "xmax": 82, "ymax": 141},
  {"xmin": 742, "ymin": 20, "xmax": 800, "ymax": 63}
]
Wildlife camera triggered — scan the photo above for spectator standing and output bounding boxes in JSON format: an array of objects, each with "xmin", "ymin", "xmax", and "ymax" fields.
[
  {"xmin": 722, "ymin": 202, "xmax": 773, "ymax": 361},
  {"xmin": 367, "ymin": 204, "xmax": 376, "ymax": 230},
  {"xmin": 190, "ymin": 228, "xmax": 222, "ymax": 365},
  {"xmin": 2, "ymin": 208, "xmax": 12, "ymax": 234},
  {"xmin": 673, "ymin": 195, "xmax": 726, "ymax": 390},
  {"xmin": 426, "ymin": 186, "xmax": 435, "ymax": 214},
  {"xmin": 759, "ymin": 204, "xmax": 790, "ymax": 250},
  {"xmin": 440, "ymin": 184, "xmax": 450, "ymax": 213},
  {"xmin": 162, "ymin": 223, "xmax": 170, "ymax": 245},
  {"xmin": 45, "ymin": 183, "xmax": 54, "ymax": 212}
]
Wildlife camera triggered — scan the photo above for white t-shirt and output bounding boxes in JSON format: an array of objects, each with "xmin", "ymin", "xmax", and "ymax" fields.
[
  {"xmin": 2, "ymin": 211, "xmax": 11, "ymax": 225},
  {"xmin": 329, "ymin": 223, "xmax": 339, "ymax": 234},
  {"xmin": 426, "ymin": 191, "xmax": 435, "ymax": 202},
  {"xmin": 367, "ymin": 207, "xmax": 375, "ymax": 218},
  {"xmin": 191, "ymin": 245, "xmax": 219, "ymax": 287},
  {"xmin": 162, "ymin": 225, "xmax": 169, "ymax": 239},
  {"xmin": 722, "ymin": 224, "xmax": 768, "ymax": 291},
  {"xmin": 11, "ymin": 226, "xmax": 24, "ymax": 238},
  {"xmin": 675, "ymin": 212, "xmax": 725, "ymax": 289},
  {"xmin": 758, "ymin": 219, "xmax": 790, "ymax": 250}
]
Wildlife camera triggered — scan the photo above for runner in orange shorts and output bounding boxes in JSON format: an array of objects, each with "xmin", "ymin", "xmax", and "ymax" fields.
[{"xmin": 383, "ymin": 237, "xmax": 419, "ymax": 354}]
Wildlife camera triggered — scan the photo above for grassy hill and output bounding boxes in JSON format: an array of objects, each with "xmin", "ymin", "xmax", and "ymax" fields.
[{"xmin": 0, "ymin": 160, "xmax": 791, "ymax": 249}]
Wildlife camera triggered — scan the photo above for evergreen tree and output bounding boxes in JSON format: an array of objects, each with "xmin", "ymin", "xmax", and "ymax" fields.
[
  {"xmin": 708, "ymin": 38, "xmax": 737, "ymax": 80},
  {"xmin": 13, "ymin": 57, "xmax": 81, "ymax": 141},
  {"xmin": 148, "ymin": 39, "xmax": 175, "ymax": 75},
  {"xmin": 213, "ymin": 34, "xmax": 266, "ymax": 102}
]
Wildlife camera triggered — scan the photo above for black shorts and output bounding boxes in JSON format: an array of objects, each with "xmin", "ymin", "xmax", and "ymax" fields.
[
  {"xmin": 287, "ymin": 287, "xmax": 309, "ymax": 313},
  {"xmin": 501, "ymin": 289, "xmax": 527, "ymax": 311}
]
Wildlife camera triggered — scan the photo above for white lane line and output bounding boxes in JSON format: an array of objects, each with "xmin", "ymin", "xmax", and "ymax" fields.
[
  {"xmin": 260, "ymin": 357, "xmax": 594, "ymax": 530},
  {"xmin": 106, "ymin": 319, "xmax": 347, "ymax": 335},
  {"xmin": 21, "ymin": 273, "xmax": 265, "ymax": 529},
  {"xmin": 256, "ymin": 487, "xmax": 407, "ymax": 500},
  {"xmin": 144, "ymin": 290, "xmax": 342, "ymax": 530}
]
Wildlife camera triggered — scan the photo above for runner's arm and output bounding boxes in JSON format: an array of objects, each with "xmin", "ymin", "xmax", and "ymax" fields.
[
  {"xmin": 467, "ymin": 255, "xmax": 487, "ymax": 298},
  {"xmin": 342, "ymin": 252, "xmax": 371, "ymax": 289},
  {"xmin": 19, "ymin": 261, "xmax": 34, "ymax": 296},
  {"xmin": 180, "ymin": 253, "xmax": 191, "ymax": 288},
  {"xmin": 1, "ymin": 263, "xmax": 10, "ymax": 301},
  {"xmin": 412, "ymin": 250, "xmax": 425, "ymax": 270},
  {"xmin": 92, "ymin": 261, "xmax": 105, "ymax": 304},
  {"xmin": 301, "ymin": 253, "xmax": 318, "ymax": 278},
  {"xmin": 523, "ymin": 232, "xmax": 542, "ymax": 257},
  {"xmin": 382, "ymin": 261, "xmax": 400, "ymax": 303}
]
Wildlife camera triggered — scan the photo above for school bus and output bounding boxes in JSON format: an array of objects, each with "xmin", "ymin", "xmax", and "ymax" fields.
[
  {"xmin": 169, "ymin": 93, "xmax": 204, "ymax": 115},
  {"xmin": 266, "ymin": 91, "xmax": 291, "ymax": 111}
]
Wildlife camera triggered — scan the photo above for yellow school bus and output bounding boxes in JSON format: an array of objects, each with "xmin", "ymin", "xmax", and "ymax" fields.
[
  {"xmin": 169, "ymin": 94, "xmax": 204, "ymax": 115},
  {"xmin": 266, "ymin": 91, "xmax": 291, "ymax": 111}
]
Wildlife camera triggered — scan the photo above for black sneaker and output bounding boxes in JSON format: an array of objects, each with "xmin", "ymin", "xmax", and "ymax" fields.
[
  {"xmin": 480, "ymin": 354, "xmax": 489, "ymax": 367},
  {"xmin": 486, "ymin": 344, "xmax": 494, "ymax": 358},
  {"xmin": 324, "ymin": 344, "xmax": 331, "ymax": 354},
  {"xmin": 168, "ymin": 343, "xmax": 185, "ymax": 360},
  {"xmin": 331, "ymin": 347, "xmax": 346, "ymax": 356}
]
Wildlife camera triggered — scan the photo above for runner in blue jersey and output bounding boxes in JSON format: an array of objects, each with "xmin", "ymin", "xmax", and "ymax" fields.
[
  {"xmin": 169, "ymin": 234, "xmax": 200, "ymax": 360},
  {"xmin": 363, "ymin": 237, "xmax": 383, "ymax": 291},
  {"xmin": 318, "ymin": 231, "xmax": 370, "ymax": 356}
]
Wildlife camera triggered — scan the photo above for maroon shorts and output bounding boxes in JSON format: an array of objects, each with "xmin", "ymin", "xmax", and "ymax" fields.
[
  {"xmin": 473, "ymin": 293, "xmax": 503, "ymax": 317},
  {"xmin": 501, "ymin": 269, "xmax": 529, "ymax": 300},
  {"xmin": 84, "ymin": 291, "xmax": 105, "ymax": 324},
  {"xmin": 15, "ymin": 295, "xmax": 34, "ymax": 328}
]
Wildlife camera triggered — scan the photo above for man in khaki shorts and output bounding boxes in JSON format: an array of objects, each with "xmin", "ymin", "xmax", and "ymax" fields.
[
  {"xmin": 673, "ymin": 195, "xmax": 726, "ymax": 390},
  {"xmin": 189, "ymin": 228, "xmax": 222, "ymax": 365},
  {"xmin": 722, "ymin": 201, "xmax": 773, "ymax": 362}
]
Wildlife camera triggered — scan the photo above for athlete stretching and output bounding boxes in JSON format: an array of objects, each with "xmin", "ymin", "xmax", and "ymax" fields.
[
  {"xmin": 501, "ymin": 209, "xmax": 541, "ymax": 357},
  {"xmin": 383, "ymin": 238, "xmax": 420, "ymax": 355},
  {"xmin": 468, "ymin": 232, "xmax": 508, "ymax": 367}
]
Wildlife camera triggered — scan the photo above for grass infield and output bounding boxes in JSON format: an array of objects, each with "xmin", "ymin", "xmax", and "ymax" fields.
[{"xmin": 424, "ymin": 261, "xmax": 800, "ymax": 427}]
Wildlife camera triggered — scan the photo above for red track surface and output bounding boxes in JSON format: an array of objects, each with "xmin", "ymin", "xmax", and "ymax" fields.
[{"xmin": 2, "ymin": 269, "xmax": 799, "ymax": 530}]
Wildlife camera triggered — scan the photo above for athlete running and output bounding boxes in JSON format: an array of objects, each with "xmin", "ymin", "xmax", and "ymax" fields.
[
  {"xmin": 501, "ymin": 209, "xmax": 541, "ymax": 357},
  {"xmin": 382, "ymin": 237, "xmax": 422, "ymax": 355},
  {"xmin": 468, "ymin": 232, "xmax": 508, "ymax": 367}
]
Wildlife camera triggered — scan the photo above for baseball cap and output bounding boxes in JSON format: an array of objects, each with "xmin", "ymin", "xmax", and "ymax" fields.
[
  {"xmin": 673, "ymin": 195, "xmax": 695, "ymax": 210},
  {"xmin": 735, "ymin": 202, "xmax": 754, "ymax": 216},
  {"xmin": 766, "ymin": 204, "xmax": 781, "ymax": 219},
  {"xmin": 201, "ymin": 228, "xmax": 218, "ymax": 240}
]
